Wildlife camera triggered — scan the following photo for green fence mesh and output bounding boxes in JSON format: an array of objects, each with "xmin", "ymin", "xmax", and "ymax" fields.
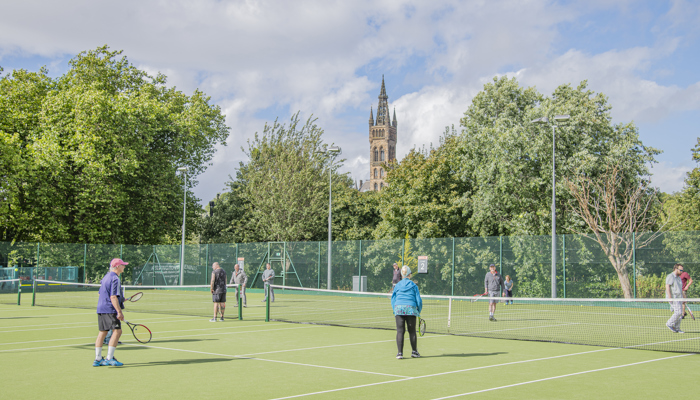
[{"xmin": 1, "ymin": 231, "xmax": 698, "ymax": 298}]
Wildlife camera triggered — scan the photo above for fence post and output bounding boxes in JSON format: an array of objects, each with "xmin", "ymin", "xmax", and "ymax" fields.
[
  {"xmin": 632, "ymin": 232, "xmax": 636, "ymax": 299},
  {"xmin": 36, "ymin": 243, "xmax": 40, "ymax": 277},
  {"xmin": 83, "ymin": 244, "xmax": 87, "ymax": 284},
  {"xmin": 317, "ymin": 241, "xmax": 321, "ymax": 289},
  {"xmin": 358, "ymin": 240, "xmax": 363, "ymax": 291},
  {"xmin": 205, "ymin": 244, "xmax": 210, "ymax": 285},
  {"xmin": 401, "ymin": 239, "xmax": 405, "ymax": 267},
  {"xmin": 562, "ymin": 234, "xmax": 566, "ymax": 299},
  {"xmin": 120, "ymin": 244, "xmax": 123, "ymax": 260},
  {"xmin": 451, "ymin": 237, "xmax": 455, "ymax": 296},
  {"xmin": 499, "ymin": 236, "xmax": 502, "ymax": 276}
]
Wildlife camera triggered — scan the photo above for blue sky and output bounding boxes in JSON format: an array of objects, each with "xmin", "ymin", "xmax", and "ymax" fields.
[{"xmin": 1, "ymin": 0, "xmax": 699, "ymax": 204}]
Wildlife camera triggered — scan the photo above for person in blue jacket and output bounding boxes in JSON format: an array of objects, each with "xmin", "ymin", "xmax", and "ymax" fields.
[{"xmin": 391, "ymin": 265, "xmax": 422, "ymax": 359}]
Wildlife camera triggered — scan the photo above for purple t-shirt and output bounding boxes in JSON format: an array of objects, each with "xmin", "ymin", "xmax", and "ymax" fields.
[{"xmin": 97, "ymin": 271, "xmax": 122, "ymax": 314}]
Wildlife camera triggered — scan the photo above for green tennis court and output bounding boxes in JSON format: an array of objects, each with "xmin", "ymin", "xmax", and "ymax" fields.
[{"xmin": 2, "ymin": 284, "xmax": 700, "ymax": 400}]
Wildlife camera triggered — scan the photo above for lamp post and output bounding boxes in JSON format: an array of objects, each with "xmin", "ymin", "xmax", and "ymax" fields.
[
  {"xmin": 318, "ymin": 145, "xmax": 341, "ymax": 290},
  {"xmin": 177, "ymin": 167, "xmax": 188, "ymax": 286},
  {"xmin": 530, "ymin": 114, "xmax": 569, "ymax": 298}
]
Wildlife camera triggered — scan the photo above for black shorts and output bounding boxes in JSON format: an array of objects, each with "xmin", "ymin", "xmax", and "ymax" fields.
[
  {"xmin": 212, "ymin": 293, "xmax": 226, "ymax": 303},
  {"xmin": 98, "ymin": 313, "xmax": 121, "ymax": 331}
]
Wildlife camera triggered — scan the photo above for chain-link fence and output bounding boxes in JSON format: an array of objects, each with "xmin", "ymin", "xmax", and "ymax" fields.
[{"xmin": 1, "ymin": 231, "xmax": 697, "ymax": 298}]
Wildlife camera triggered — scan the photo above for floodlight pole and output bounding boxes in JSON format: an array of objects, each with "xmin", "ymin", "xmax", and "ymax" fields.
[
  {"xmin": 531, "ymin": 115, "xmax": 569, "ymax": 298},
  {"xmin": 178, "ymin": 167, "xmax": 188, "ymax": 286}
]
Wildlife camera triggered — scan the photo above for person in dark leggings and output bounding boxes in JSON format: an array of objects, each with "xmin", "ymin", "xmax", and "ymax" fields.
[{"xmin": 391, "ymin": 266, "xmax": 423, "ymax": 359}]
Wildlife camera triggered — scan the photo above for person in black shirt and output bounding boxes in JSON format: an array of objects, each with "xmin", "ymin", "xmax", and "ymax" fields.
[
  {"xmin": 210, "ymin": 262, "xmax": 227, "ymax": 322},
  {"xmin": 391, "ymin": 263, "xmax": 401, "ymax": 292}
]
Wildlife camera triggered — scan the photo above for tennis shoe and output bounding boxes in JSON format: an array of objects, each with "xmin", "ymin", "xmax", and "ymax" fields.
[
  {"xmin": 396, "ymin": 353, "xmax": 403, "ymax": 359},
  {"xmin": 209, "ymin": 318, "xmax": 217, "ymax": 322},
  {"xmin": 667, "ymin": 324, "xmax": 678, "ymax": 333},
  {"xmin": 219, "ymin": 317, "xmax": 225, "ymax": 322},
  {"xmin": 677, "ymin": 329, "xmax": 685, "ymax": 334},
  {"xmin": 105, "ymin": 358, "xmax": 123, "ymax": 366},
  {"xmin": 411, "ymin": 351, "xmax": 421, "ymax": 358},
  {"xmin": 93, "ymin": 357, "xmax": 105, "ymax": 367}
]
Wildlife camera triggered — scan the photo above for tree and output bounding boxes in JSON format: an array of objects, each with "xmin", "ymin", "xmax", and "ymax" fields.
[
  {"xmin": 199, "ymin": 185, "xmax": 248, "ymax": 244},
  {"xmin": 564, "ymin": 164, "xmax": 666, "ymax": 298},
  {"xmin": 458, "ymin": 77, "xmax": 660, "ymax": 238},
  {"xmin": 663, "ymin": 138, "xmax": 700, "ymax": 230},
  {"xmin": 0, "ymin": 46, "xmax": 229, "ymax": 244},
  {"xmin": 373, "ymin": 127, "xmax": 472, "ymax": 239},
  {"xmin": 231, "ymin": 113, "xmax": 345, "ymax": 242},
  {"xmin": 331, "ymin": 188, "xmax": 381, "ymax": 241}
]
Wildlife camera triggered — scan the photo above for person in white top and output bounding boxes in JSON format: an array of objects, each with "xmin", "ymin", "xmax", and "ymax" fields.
[{"xmin": 666, "ymin": 263, "xmax": 685, "ymax": 334}]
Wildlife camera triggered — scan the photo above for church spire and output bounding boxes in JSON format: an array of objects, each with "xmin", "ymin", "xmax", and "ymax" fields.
[
  {"xmin": 376, "ymin": 75, "xmax": 390, "ymax": 125},
  {"xmin": 393, "ymin": 107, "xmax": 397, "ymax": 128},
  {"xmin": 369, "ymin": 106, "xmax": 374, "ymax": 127}
]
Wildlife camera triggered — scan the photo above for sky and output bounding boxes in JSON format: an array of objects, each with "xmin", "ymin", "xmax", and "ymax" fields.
[{"xmin": 1, "ymin": 0, "xmax": 699, "ymax": 204}]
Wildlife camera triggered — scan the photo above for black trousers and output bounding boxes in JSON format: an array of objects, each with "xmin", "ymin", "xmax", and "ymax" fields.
[{"xmin": 395, "ymin": 315, "xmax": 417, "ymax": 354}]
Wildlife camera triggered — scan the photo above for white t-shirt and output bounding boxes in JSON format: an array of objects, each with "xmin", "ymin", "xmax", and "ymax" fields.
[{"xmin": 666, "ymin": 273, "xmax": 683, "ymax": 298}]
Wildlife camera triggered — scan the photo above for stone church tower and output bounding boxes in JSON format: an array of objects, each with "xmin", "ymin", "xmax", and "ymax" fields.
[{"xmin": 366, "ymin": 76, "xmax": 397, "ymax": 192}]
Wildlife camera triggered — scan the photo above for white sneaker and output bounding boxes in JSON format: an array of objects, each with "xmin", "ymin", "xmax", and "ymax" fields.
[{"xmin": 209, "ymin": 318, "xmax": 217, "ymax": 322}]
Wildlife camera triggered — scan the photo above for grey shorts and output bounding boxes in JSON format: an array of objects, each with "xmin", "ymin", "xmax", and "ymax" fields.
[
  {"xmin": 98, "ymin": 313, "xmax": 121, "ymax": 331},
  {"xmin": 213, "ymin": 293, "xmax": 226, "ymax": 303},
  {"xmin": 488, "ymin": 291, "xmax": 499, "ymax": 304}
]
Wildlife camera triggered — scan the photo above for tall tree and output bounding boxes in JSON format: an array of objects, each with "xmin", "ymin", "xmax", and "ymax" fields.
[
  {"xmin": 231, "ymin": 113, "xmax": 345, "ymax": 242},
  {"xmin": 459, "ymin": 77, "xmax": 659, "ymax": 237},
  {"xmin": 664, "ymin": 138, "xmax": 700, "ymax": 230},
  {"xmin": 373, "ymin": 127, "xmax": 472, "ymax": 239},
  {"xmin": 0, "ymin": 47, "xmax": 229, "ymax": 244}
]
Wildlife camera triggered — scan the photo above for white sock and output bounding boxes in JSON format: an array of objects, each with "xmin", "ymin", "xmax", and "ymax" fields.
[
  {"xmin": 490, "ymin": 312, "xmax": 494, "ymax": 316},
  {"xmin": 95, "ymin": 347, "xmax": 102, "ymax": 360},
  {"xmin": 107, "ymin": 346, "xmax": 116, "ymax": 360}
]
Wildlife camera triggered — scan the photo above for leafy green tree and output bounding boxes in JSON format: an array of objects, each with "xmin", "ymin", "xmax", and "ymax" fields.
[
  {"xmin": 231, "ymin": 113, "xmax": 345, "ymax": 242},
  {"xmin": 200, "ymin": 185, "xmax": 248, "ymax": 244},
  {"xmin": 373, "ymin": 127, "xmax": 471, "ymax": 239},
  {"xmin": 0, "ymin": 46, "xmax": 229, "ymax": 245},
  {"xmin": 459, "ymin": 77, "xmax": 659, "ymax": 238},
  {"xmin": 331, "ymin": 188, "xmax": 381, "ymax": 241},
  {"xmin": 664, "ymin": 138, "xmax": 700, "ymax": 230}
]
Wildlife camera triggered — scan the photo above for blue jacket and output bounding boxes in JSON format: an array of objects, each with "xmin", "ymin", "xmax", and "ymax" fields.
[{"xmin": 391, "ymin": 278, "xmax": 422, "ymax": 313}]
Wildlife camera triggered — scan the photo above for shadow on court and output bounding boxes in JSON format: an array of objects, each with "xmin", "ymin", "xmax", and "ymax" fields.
[
  {"xmin": 122, "ymin": 358, "xmax": 238, "ymax": 367},
  {"xmin": 419, "ymin": 352, "xmax": 507, "ymax": 358},
  {"xmin": 0, "ymin": 316, "xmax": 47, "ymax": 319}
]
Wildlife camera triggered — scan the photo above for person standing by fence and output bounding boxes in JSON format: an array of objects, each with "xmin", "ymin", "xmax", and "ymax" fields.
[
  {"xmin": 262, "ymin": 263, "xmax": 275, "ymax": 302},
  {"xmin": 666, "ymin": 263, "xmax": 685, "ymax": 333},
  {"xmin": 230, "ymin": 263, "xmax": 248, "ymax": 307},
  {"xmin": 679, "ymin": 265, "xmax": 693, "ymax": 319},
  {"xmin": 391, "ymin": 263, "xmax": 401, "ymax": 292},
  {"xmin": 484, "ymin": 264, "xmax": 505, "ymax": 321}
]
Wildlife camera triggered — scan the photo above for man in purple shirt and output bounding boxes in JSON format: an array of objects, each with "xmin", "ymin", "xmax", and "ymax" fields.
[{"xmin": 93, "ymin": 258, "xmax": 128, "ymax": 367}]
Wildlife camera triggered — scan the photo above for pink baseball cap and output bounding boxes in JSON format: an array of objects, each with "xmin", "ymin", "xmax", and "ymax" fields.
[{"xmin": 110, "ymin": 258, "xmax": 129, "ymax": 268}]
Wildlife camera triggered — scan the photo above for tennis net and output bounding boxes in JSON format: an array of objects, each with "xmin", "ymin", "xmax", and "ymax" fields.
[
  {"xmin": 0, "ymin": 279, "xmax": 21, "ymax": 305},
  {"xmin": 268, "ymin": 285, "xmax": 700, "ymax": 354},
  {"xmin": 32, "ymin": 279, "xmax": 240, "ymax": 318}
]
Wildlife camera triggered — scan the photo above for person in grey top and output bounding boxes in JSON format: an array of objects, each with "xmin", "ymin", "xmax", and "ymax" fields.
[
  {"xmin": 484, "ymin": 264, "xmax": 505, "ymax": 321},
  {"xmin": 262, "ymin": 263, "xmax": 275, "ymax": 302},
  {"xmin": 391, "ymin": 263, "xmax": 401, "ymax": 292},
  {"xmin": 666, "ymin": 263, "xmax": 685, "ymax": 333},
  {"xmin": 229, "ymin": 263, "xmax": 248, "ymax": 307}
]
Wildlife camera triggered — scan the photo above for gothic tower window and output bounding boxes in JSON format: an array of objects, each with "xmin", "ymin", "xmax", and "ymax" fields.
[
  {"xmin": 380, "ymin": 183, "xmax": 384, "ymax": 189},
  {"xmin": 374, "ymin": 183, "xmax": 378, "ymax": 191},
  {"xmin": 380, "ymin": 147, "xmax": 384, "ymax": 161},
  {"xmin": 374, "ymin": 148, "xmax": 378, "ymax": 162},
  {"xmin": 380, "ymin": 168, "xmax": 384, "ymax": 178},
  {"xmin": 374, "ymin": 168, "xmax": 378, "ymax": 178}
]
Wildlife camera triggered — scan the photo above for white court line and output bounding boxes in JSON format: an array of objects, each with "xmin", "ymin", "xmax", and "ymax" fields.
[
  {"xmin": 0, "ymin": 316, "xmax": 213, "ymax": 333},
  {"xmin": 124, "ymin": 343, "xmax": 409, "ymax": 378},
  {"xmin": 268, "ymin": 347, "xmax": 620, "ymax": 400},
  {"xmin": 0, "ymin": 324, "xmax": 312, "ymax": 347},
  {"xmin": 430, "ymin": 353, "xmax": 695, "ymax": 399}
]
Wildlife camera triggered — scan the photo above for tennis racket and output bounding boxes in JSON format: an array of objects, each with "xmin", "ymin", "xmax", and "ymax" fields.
[
  {"xmin": 127, "ymin": 292, "xmax": 143, "ymax": 302},
  {"xmin": 125, "ymin": 321, "xmax": 152, "ymax": 343},
  {"xmin": 418, "ymin": 317, "xmax": 426, "ymax": 336},
  {"xmin": 687, "ymin": 306, "xmax": 695, "ymax": 321},
  {"xmin": 471, "ymin": 292, "xmax": 488, "ymax": 303}
]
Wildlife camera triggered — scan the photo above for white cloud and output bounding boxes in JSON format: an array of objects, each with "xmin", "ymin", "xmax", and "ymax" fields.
[
  {"xmin": 2, "ymin": 1, "xmax": 699, "ymax": 204},
  {"xmin": 650, "ymin": 161, "xmax": 692, "ymax": 194}
]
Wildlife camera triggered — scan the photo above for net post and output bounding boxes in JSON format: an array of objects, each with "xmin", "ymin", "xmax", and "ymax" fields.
[
  {"xmin": 632, "ymin": 232, "xmax": 636, "ymax": 299},
  {"xmin": 17, "ymin": 279, "xmax": 21, "ymax": 305},
  {"xmin": 32, "ymin": 275, "xmax": 37, "ymax": 306},
  {"xmin": 447, "ymin": 297, "xmax": 452, "ymax": 330},
  {"xmin": 265, "ymin": 286, "xmax": 270, "ymax": 322},
  {"xmin": 238, "ymin": 285, "xmax": 242, "ymax": 320}
]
